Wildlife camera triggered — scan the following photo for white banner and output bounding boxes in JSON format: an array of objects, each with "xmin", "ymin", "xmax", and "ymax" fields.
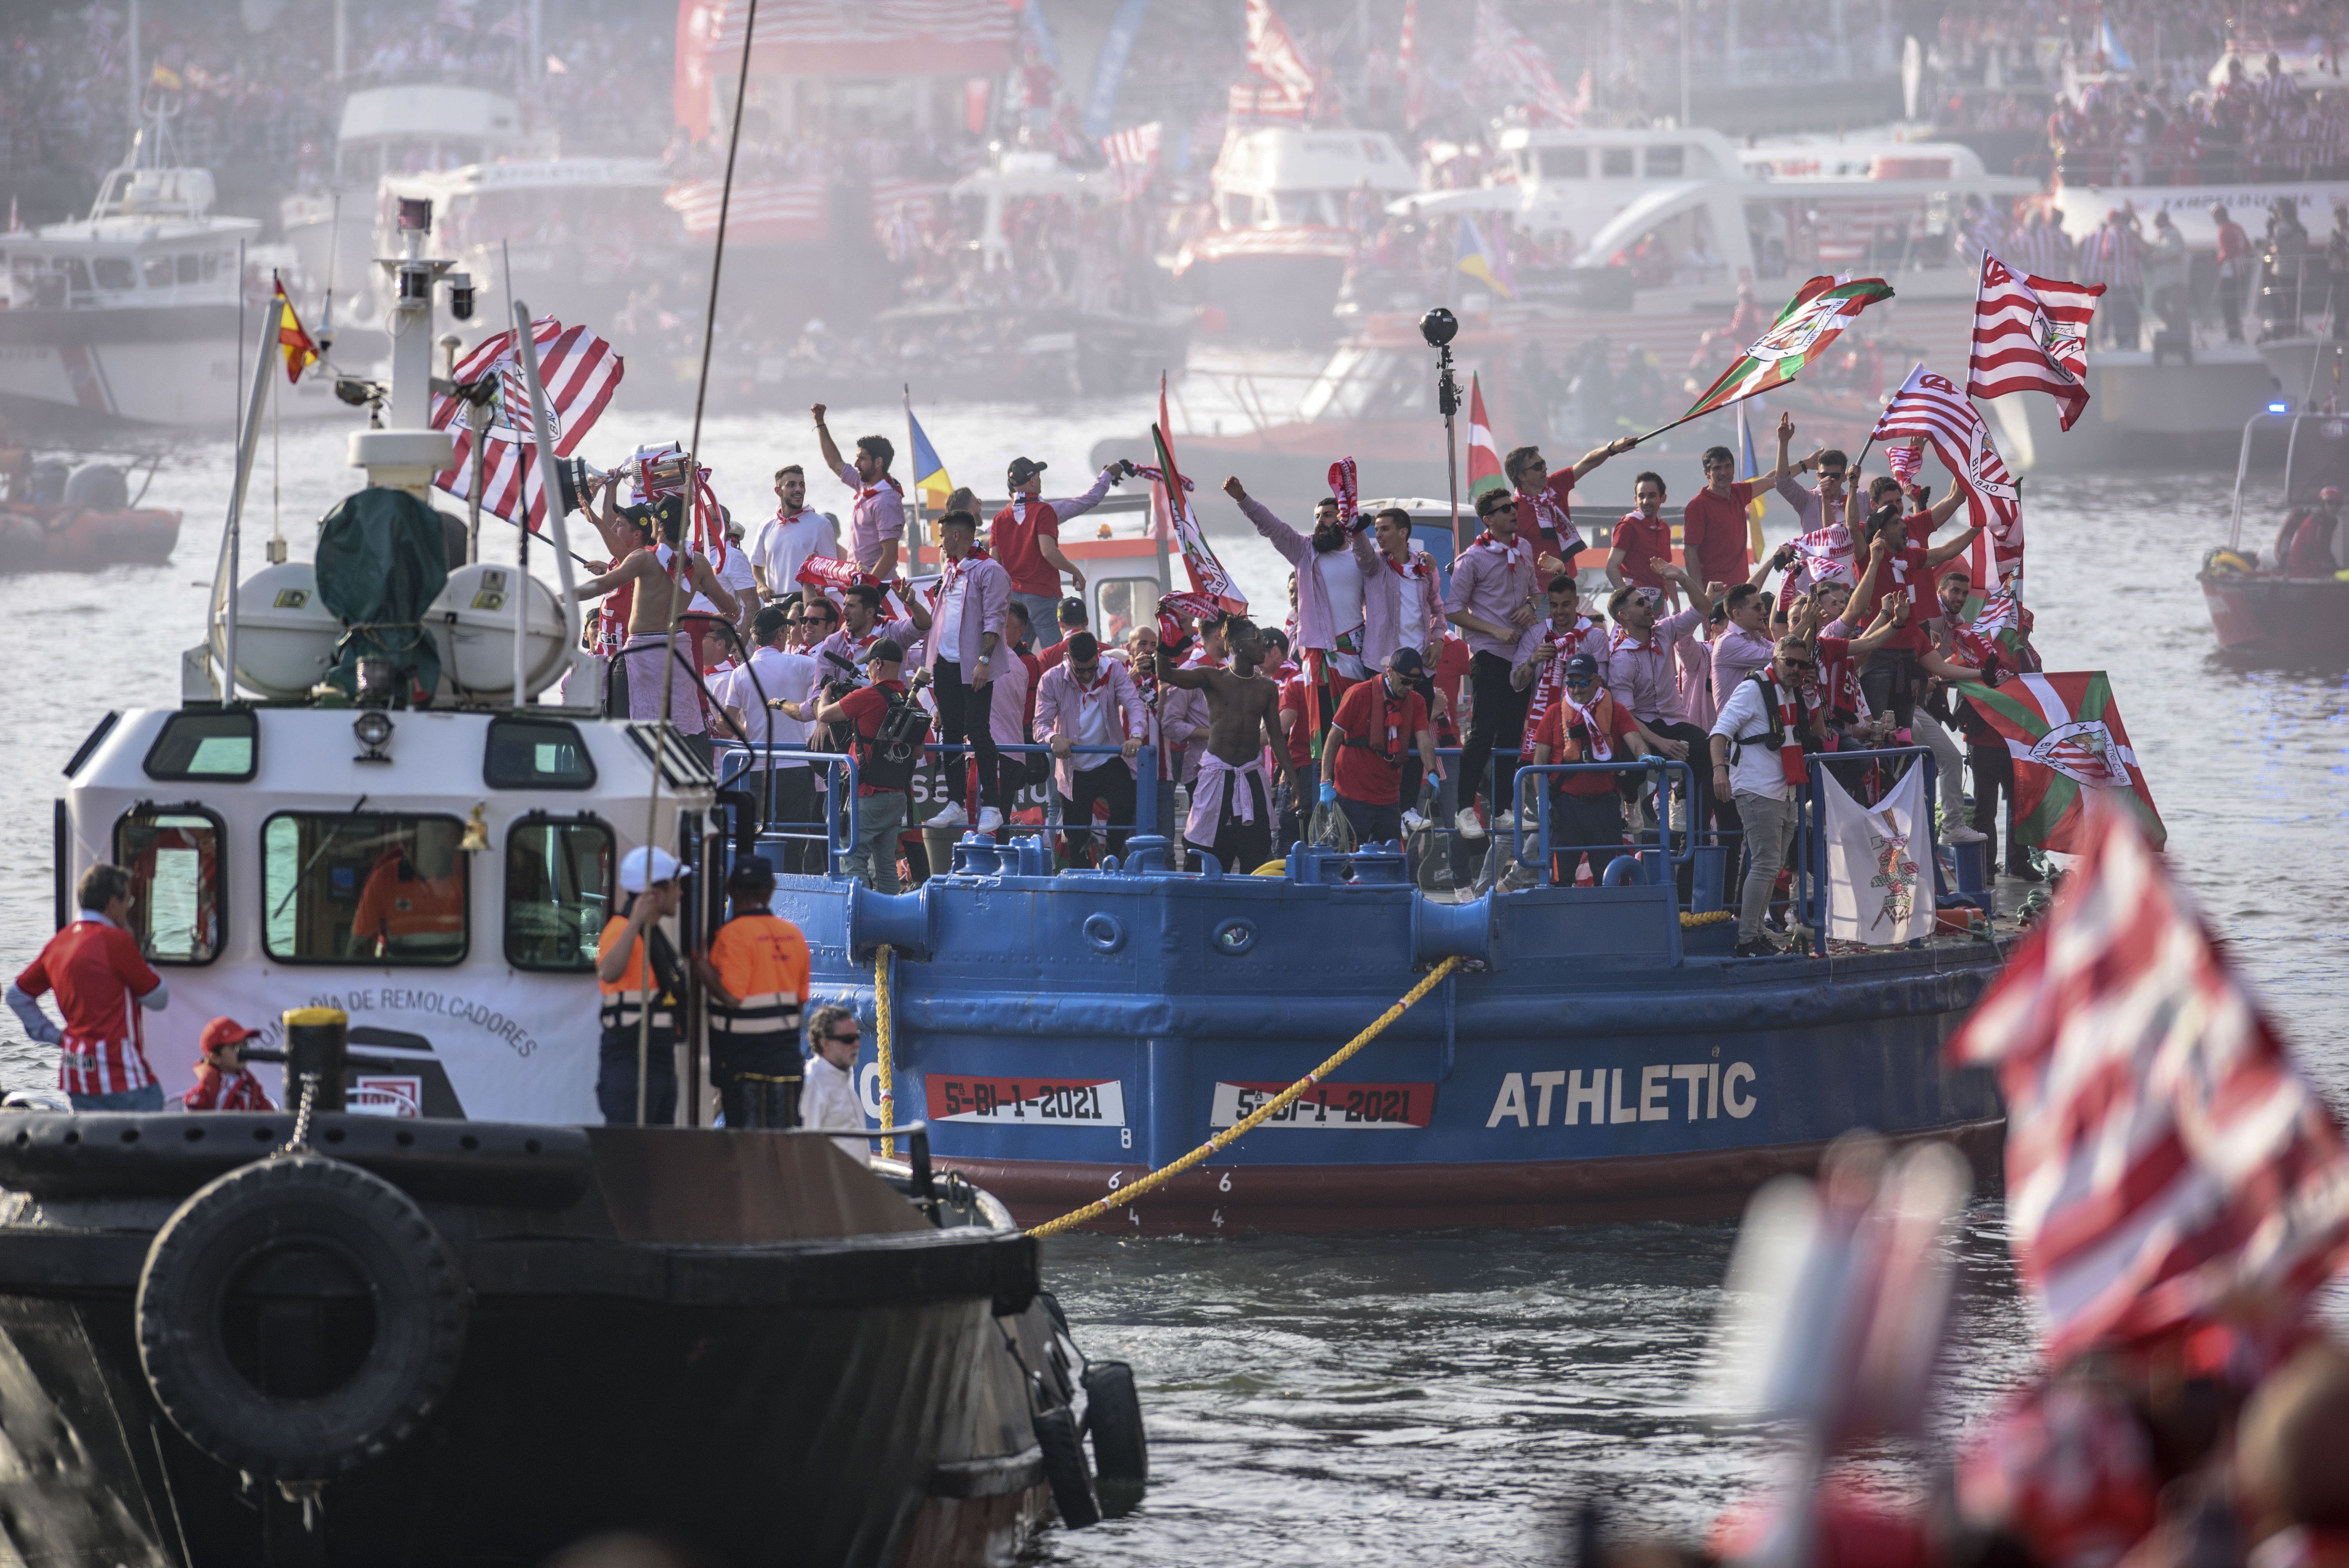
[{"xmin": 1821, "ymin": 764, "xmax": 1936, "ymax": 947}]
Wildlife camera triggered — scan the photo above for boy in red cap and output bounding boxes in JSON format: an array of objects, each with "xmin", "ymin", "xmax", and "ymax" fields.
[{"xmin": 183, "ymin": 1018, "xmax": 276, "ymax": 1112}]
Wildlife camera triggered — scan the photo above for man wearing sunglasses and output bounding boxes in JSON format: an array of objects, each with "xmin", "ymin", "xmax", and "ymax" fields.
[
  {"xmin": 1710, "ymin": 638, "xmax": 1825, "ymax": 957},
  {"xmin": 798, "ymin": 1002, "xmax": 872, "ymax": 1163},
  {"xmin": 1526, "ymin": 653, "xmax": 1675, "ymax": 886}
]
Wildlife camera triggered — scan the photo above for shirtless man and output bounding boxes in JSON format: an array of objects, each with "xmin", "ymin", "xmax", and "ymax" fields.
[
  {"xmin": 1155, "ymin": 615, "xmax": 1297, "ymax": 874},
  {"xmin": 570, "ymin": 495, "xmax": 741, "ymax": 753}
]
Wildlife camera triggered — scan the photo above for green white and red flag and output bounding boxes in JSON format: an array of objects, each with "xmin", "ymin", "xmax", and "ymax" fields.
[
  {"xmin": 1946, "ymin": 670, "xmax": 2164, "ymax": 852},
  {"xmin": 1150, "ymin": 378, "xmax": 1246, "ymax": 613},
  {"xmin": 1681, "ymin": 275, "xmax": 1897, "ymax": 421},
  {"xmin": 1466, "ymin": 372, "xmax": 1506, "ymax": 496}
]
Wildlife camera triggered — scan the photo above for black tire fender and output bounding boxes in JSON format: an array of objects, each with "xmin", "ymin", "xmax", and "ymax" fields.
[
  {"xmin": 136, "ymin": 1154, "xmax": 467, "ymax": 1482},
  {"xmin": 1032, "ymin": 1404, "xmax": 1100, "ymax": 1529},
  {"xmin": 1082, "ymin": 1360, "xmax": 1148, "ymax": 1484}
]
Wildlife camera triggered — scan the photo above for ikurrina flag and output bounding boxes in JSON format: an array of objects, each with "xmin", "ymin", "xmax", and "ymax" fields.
[
  {"xmin": 1968, "ymin": 254, "xmax": 2103, "ymax": 433},
  {"xmin": 1682, "ymin": 275, "xmax": 1895, "ymax": 421},
  {"xmin": 1150, "ymin": 377, "xmax": 1246, "ymax": 612},
  {"xmin": 432, "ymin": 317, "xmax": 624, "ymax": 533},
  {"xmin": 1466, "ymin": 373, "xmax": 1506, "ymax": 497},
  {"xmin": 1946, "ymin": 803, "xmax": 2349, "ymax": 1363},
  {"xmin": 1948, "ymin": 670, "xmax": 2163, "ymax": 853}
]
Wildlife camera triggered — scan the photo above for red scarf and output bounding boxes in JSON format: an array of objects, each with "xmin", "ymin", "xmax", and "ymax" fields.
[
  {"xmin": 1474, "ymin": 529, "xmax": 1530, "ymax": 570},
  {"xmin": 1609, "ymin": 620, "xmax": 1659, "ymax": 655},
  {"xmin": 1384, "ymin": 547, "xmax": 1432, "ymax": 579},
  {"xmin": 1559, "ymin": 690, "xmax": 1613, "ymax": 762},
  {"xmin": 937, "ymin": 543, "xmax": 991, "ymax": 598},
  {"xmin": 1764, "ymin": 675, "xmax": 1807, "ymax": 786},
  {"xmin": 856, "ymin": 474, "xmax": 903, "ymax": 503}
]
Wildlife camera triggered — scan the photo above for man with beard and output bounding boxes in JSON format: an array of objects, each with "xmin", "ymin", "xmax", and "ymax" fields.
[
  {"xmin": 750, "ymin": 463, "xmax": 840, "ymax": 606},
  {"xmin": 809, "ymin": 579, "xmax": 932, "ymax": 690},
  {"xmin": 812, "ymin": 403, "xmax": 904, "ymax": 576},
  {"xmin": 1598, "ymin": 568, "xmax": 1711, "ymax": 833},
  {"xmin": 1224, "ymin": 478, "xmax": 1373, "ymax": 726},
  {"xmin": 1157, "ymin": 615, "xmax": 1296, "ymax": 874}
]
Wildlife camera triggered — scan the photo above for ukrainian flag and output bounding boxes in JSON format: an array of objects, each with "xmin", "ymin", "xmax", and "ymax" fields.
[
  {"xmin": 1454, "ymin": 217, "xmax": 1516, "ymax": 300},
  {"xmin": 907, "ymin": 405, "xmax": 953, "ymax": 505},
  {"xmin": 1736, "ymin": 401, "xmax": 1768, "ymax": 561}
]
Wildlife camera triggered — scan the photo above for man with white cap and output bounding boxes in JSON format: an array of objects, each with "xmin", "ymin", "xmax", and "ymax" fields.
[{"xmin": 594, "ymin": 846, "xmax": 690, "ymax": 1125}]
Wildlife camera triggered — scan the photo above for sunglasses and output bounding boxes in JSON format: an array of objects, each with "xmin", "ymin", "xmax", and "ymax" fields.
[
  {"xmin": 826, "ymin": 1030, "xmax": 861, "ymax": 1044},
  {"xmin": 1780, "ymin": 659, "xmax": 1817, "ymax": 671},
  {"xmin": 1564, "ymin": 676, "xmax": 1597, "ymax": 687}
]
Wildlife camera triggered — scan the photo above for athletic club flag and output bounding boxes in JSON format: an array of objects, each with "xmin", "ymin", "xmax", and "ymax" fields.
[
  {"xmin": 1469, "ymin": 0, "xmax": 1581, "ymax": 125},
  {"xmin": 1820, "ymin": 763, "xmax": 1937, "ymax": 947},
  {"xmin": 1466, "ymin": 374, "xmax": 1506, "ymax": 497},
  {"xmin": 1152, "ymin": 378, "xmax": 1246, "ymax": 613},
  {"xmin": 1244, "ymin": 0, "xmax": 1318, "ymax": 108},
  {"xmin": 1946, "ymin": 670, "xmax": 2162, "ymax": 853},
  {"xmin": 1682, "ymin": 276, "xmax": 1896, "ymax": 421},
  {"xmin": 432, "ymin": 317, "xmax": 624, "ymax": 533},
  {"xmin": 1947, "ymin": 803, "xmax": 2349, "ymax": 1362},
  {"xmin": 1868, "ymin": 365, "xmax": 2025, "ymax": 578},
  {"xmin": 1100, "ymin": 121, "xmax": 1162, "ymax": 201},
  {"xmin": 1968, "ymin": 254, "xmax": 2104, "ymax": 433}
]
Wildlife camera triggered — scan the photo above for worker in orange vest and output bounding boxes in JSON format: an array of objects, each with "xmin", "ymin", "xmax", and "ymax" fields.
[
  {"xmin": 696, "ymin": 854, "xmax": 813, "ymax": 1130},
  {"xmin": 595, "ymin": 846, "xmax": 689, "ymax": 1125}
]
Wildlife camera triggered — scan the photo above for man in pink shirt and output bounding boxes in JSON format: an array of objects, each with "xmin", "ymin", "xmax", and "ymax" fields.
[
  {"xmin": 812, "ymin": 403, "xmax": 905, "ymax": 575},
  {"xmin": 1442, "ymin": 486, "xmax": 1550, "ymax": 837},
  {"xmin": 922, "ymin": 511, "xmax": 1014, "ymax": 833},
  {"xmin": 1599, "ymin": 568, "xmax": 1714, "ymax": 836},
  {"xmin": 1359, "ymin": 506, "xmax": 1445, "ymax": 672},
  {"xmin": 1034, "ymin": 633, "xmax": 1151, "ymax": 863}
]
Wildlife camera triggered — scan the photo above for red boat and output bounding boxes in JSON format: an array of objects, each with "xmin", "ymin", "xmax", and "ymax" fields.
[
  {"xmin": 2201, "ymin": 410, "xmax": 2349, "ymax": 663},
  {"xmin": 0, "ymin": 502, "xmax": 180, "ymax": 573}
]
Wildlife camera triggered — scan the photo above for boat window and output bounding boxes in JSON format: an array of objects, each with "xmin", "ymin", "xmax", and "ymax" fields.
[
  {"xmin": 1606, "ymin": 205, "xmax": 1727, "ymax": 289},
  {"xmin": 176, "ymin": 254, "xmax": 200, "ymax": 284},
  {"xmin": 1221, "ymin": 193, "xmax": 1251, "ymax": 227},
  {"xmin": 1600, "ymin": 148, "xmax": 1636, "ymax": 177},
  {"xmin": 262, "ymin": 812, "xmax": 470, "ymax": 966},
  {"xmin": 142, "ymin": 255, "xmax": 174, "ymax": 288},
  {"xmin": 484, "ymin": 716, "xmax": 597, "ymax": 790},
  {"xmin": 92, "ymin": 258, "xmax": 134, "ymax": 290},
  {"xmin": 1646, "ymin": 145, "xmax": 1686, "ymax": 178},
  {"xmin": 504, "ymin": 816, "xmax": 612, "ymax": 972},
  {"xmin": 201, "ymin": 251, "xmax": 220, "ymax": 279},
  {"xmin": 144, "ymin": 709, "xmax": 258, "ymax": 782},
  {"xmin": 1272, "ymin": 191, "xmax": 1317, "ymax": 226},
  {"xmin": 1093, "ymin": 578, "xmax": 1157, "ymax": 646},
  {"xmin": 1538, "ymin": 148, "xmax": 1589, "ymax": 179},
  {"xmin": 115, "ymin": 806, "xmax": 225, "ymax": 966},
  {"xmin": 57, "ymin": 258, "xmax": 91, "ymax": 293}
]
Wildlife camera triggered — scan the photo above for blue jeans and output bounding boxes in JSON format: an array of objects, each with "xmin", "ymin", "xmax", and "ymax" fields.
[{"xmin": 71, "ymin": 1082, "xmax": 166, "ymax": 1112}]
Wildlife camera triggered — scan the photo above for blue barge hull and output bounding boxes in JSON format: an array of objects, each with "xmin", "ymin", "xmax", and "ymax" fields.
[{"xmin": 778, "ymin": 840, "xmax": 2006, "ymax": 1233}]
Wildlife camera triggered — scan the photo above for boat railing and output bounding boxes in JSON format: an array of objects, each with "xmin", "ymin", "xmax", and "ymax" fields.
[
  {"xmin": 2255, "ymin": 249, "xmax": 2347, "ymax": 346},
  {"xmin": 1505, "ymin": 759, "xmax": 1701, "ymax": 890},
  {"xmin": 1795, "ymin": 745, "xmax": 1940, "ymax": 933}
]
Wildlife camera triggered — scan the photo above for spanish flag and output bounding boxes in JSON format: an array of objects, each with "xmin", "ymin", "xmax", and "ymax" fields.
[
  {"xmin": 906, "ymin": 403, "xmax": 952, "ymax": 505},
  {"xmin": 274, "ymin": 276, "xmax": 317, "ymax": 384}
]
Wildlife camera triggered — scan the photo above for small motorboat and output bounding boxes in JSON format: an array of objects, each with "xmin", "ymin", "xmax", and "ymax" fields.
[
  {"xmin": 2200, "ymin": 408, "xmax": 2349, "ymax": 663},
  {"xmin": 0, "ymin": 501, "xmax": 180, "ymax": 572}
]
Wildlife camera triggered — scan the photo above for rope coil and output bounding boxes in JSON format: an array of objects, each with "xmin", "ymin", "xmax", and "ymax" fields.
[{"xmin": 1025, "ymin": 955, "xmax": 1467, "ymax": 1238}]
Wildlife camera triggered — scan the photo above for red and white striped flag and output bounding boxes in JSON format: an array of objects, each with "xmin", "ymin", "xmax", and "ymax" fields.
[
  {"xmin": 1968, "ymin": 254, "xmax": 2104, "ymax": 434},
  {"xmin": 1869, "ymin": 365, "xmax": 2025, "ymax": 581},
  {"xmin": 1469, "ymin": 0, "xmax": 1581, "ymax": 125},
  {"xmin": 1100, "ymin": 121, "xmax": 1162, "ymax": 203},
  {"xmin": 432, "ymin": 317, "xmax": 624, "ymax": 533},
  {"xmin": 1244, "ymin": 0, "xmax": 1318, "ymax": 108},
  {"xmin": 1948, "ymin": 802, "xmax": 2349, "ymax": 1362},
  {"xmin": 1886, "ymin": 441, "xmax": 1922, "ymax": 489}
]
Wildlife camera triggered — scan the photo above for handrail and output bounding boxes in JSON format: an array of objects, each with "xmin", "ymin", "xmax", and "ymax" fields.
[{"xmin": 1506, "ymin": 758, "xmax": 1698, "ymax": 884}]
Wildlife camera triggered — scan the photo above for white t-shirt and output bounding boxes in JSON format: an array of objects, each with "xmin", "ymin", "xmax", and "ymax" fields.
[
  {"xmin": 721, "ymin": 647, "xmax": 819, "ymax": 758},
  {"xmin": 800, "ymin": 1052, "xmax": 869, "ymax": 1163},
  {"xmin": 751, "ymin": 508, "xmax": 841, "ymax": 600},
  {"xmin": 935, "ymin": 568, "xmax": 969, "ymax": 665},
  {"xmin": 688, "ymin": 542, "xmax": 758, "ymax": 619}
]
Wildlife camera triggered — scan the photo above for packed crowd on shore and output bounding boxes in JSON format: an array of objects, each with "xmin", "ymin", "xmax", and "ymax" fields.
[{"xmin": 555, "ymin": 403, "xmax": 2041, "ymax": 963}]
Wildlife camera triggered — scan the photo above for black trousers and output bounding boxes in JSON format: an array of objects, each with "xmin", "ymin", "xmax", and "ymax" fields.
[
  {"xmin": 720, "ymin": 1071, "xmax": 802, "ymax": 1131},
  {"xmin": 934, "ymin": 659, "xmax": 1003, "ymax": 813},
  {"xmin": 1460, "ymin": 650, "xmax": 1531, "ymax": 816},
  {"xmin": 1547, "ymin": 787, "xmax": 1627, "ymax": 883},
  {"xmin": 597, "ymin": 1028, "xmax": 677, "ymax": 1126},
  {"xmin": 1062, "ymin": 758, "xmax": 1137, "ymax": 859},
  {"xmin": 1969, "ymin": 741, "xmax": 2019, "ymax": 870}
]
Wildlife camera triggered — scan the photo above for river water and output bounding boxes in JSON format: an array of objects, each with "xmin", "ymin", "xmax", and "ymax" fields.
[{"xmin": 2, "ymin": 393, "xmax": 2343, "ymax": 1566}]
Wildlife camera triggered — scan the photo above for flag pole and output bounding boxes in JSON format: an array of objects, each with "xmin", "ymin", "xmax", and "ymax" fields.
[{"xmin": 903, "ymin": 382, "xmax": 924, "ymax": 565}]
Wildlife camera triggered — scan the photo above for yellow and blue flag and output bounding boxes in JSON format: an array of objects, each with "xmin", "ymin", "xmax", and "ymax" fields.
[
  {"xmin": 907, "ymin": 404, "xmax": 953, "ymax": 505},
  {"xmin": 1454, "ymin": 216, "xmax": 1516, "ymax": 300},
  {"xmin": 1736, "ymin": 400, "xmax": 1768, "ymax": 562}
]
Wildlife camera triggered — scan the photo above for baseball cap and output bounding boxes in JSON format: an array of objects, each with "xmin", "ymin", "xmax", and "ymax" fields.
[
  {"xmin": 2323, "ymin": 487, "xmax": 2344, "ymax": 502},
  {"xmin": 1007, "ymin": 456, "xmax": 1048, "ymax": 485},
  {"xmin": 1562, "ymin": 653, "xmax": 1600, "ymax": 682},
  {"xmin": 1386, "ymin": 647, "xmax": 1426, "ymax": 677},
  {"xmin": 727, "ymin": 853, "xmax": 776, "ymax": 887},
  {"xmin": 618, "ymin": 845, "xmax": 691, "ymax": 893},
  {"xmin": 868, "ymin": 638, "xmax": 905, "ymax": 664},
  {"xmin": 199, "ymin": 1017, "xmax": 261, "ymax": 1053},
  {"xmin": 1058, "ymin": 596, "xmax": 1088, "ymax": 625}
]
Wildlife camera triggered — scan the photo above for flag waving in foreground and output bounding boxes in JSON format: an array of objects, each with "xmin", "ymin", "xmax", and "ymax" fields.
[
  {"xmin": 1151, "ymin": 378, "xmax": 1246, "ymax": 613},
  {"xmin": 1466, "ymin": 373, "xmax": 1506, "ymax": 497},
  {"xmin": 1947, "ymin": 670, "xmax": 2162, "ymax": 852},
  {"xmin": 1947, "ymin": 802, "xmax": 2349, "ymax": 1363},
  {"xmin": 431, "ymin": 317, "xmax": 624, "ymax": 533},
  {"xmin": 274, "ymin": 276, "xmax": 317, "ymax": 384},
  {"xmin": 1869, "ymin": 365, "xmax": 2026, "ymax": 581},
  {"xmin": 1968, "ymin": 255, "xmax": 2104, "ymax": 433},
  {"xmin": 1681, "ymin": 275, "xmax": 1896, "ymax": 422}
]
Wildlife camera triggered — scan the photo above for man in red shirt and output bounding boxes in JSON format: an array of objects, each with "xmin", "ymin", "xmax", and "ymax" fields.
[
  {"xmin": 1504, "ymin": 437, "xmax": 1638, "ymax": 565},
  {"xmin": 991, "ymin": 456, "xmax": 1126, "ymax": 631},
  {"xmin": 1855, "ymin": 504, "xmax": 1983, "ymax": 727},
  {"xmin": 183, "ymin": 1017, "xmax": 277, "ymax": 1112},
  {"xmin": 1527, "ymin": 654, "xmax": 1662, "ymax": 884},
  {"xmin": 1606, "ymin": 471, "xmax": 1678, "ymax": 602},
  {"xmin": 8, "ymin": 863, "xmax": 171, "ymax": 1109},
  {"xmin": 2214, "ymin": 202, "xmax": 2252, "ymax": 342},
  {"xmin": 1036, "ymin": 597, "xmax": 1089, "ymax": 673},
  {"xmin": 1682, "ymin": 413, "xmax": 1796, "ymax": 593},
  {"xmin": 1322, "ymin": 648, "xmax": 1438, "ymax": 846},
  {"xmin": 810, "ymin": 640, "xmax": 931, "ymax": 893}
]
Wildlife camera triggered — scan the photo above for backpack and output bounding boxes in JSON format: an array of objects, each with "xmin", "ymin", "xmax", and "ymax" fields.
[{"xmin": 856, "ymin": 685, "xmax": 930, "ymax": 792}]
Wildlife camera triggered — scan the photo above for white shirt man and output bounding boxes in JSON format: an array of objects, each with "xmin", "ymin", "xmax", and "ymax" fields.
[{"xmin": 751, "ymin": 465, "xmax": 842, "ymax": 603}]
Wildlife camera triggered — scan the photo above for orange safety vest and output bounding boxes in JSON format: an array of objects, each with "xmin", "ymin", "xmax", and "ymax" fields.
[
  {"xmin": 596, "ymin": 915, "xmax": 677, "ymax": 1036},
  {"xmin": 706, "ymin": 912, "xmax": 811, "ymax": 1067}
]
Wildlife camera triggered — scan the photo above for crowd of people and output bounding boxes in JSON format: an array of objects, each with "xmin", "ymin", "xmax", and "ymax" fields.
[{"xmin": 542, "ymin": 404, "xmax": 2043, "ymax": 968}]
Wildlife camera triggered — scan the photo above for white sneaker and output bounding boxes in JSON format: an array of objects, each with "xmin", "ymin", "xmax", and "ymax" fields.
[
  {"xmin": 1401, "ymin": 809, "xmax": 1428, "ymax": 835},
  {"xmin": 1943, "ymin": 824, "xmax": 1988, "ymax": 844},
  {"xmin": 977, "ymin": 806, "xmax": 1004, "ymax": 833},
  {"xmin": 1454, "ymin": 806, "xmax": 1487, "ymax": 840},
  {"xmin": 930, "ymin": 801, "xmax": 970, "ymax": 828}
]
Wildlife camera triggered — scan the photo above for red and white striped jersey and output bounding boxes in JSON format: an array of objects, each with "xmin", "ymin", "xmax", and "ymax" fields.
[{"xmin": 14, "ymin": 919, "xmax": 161, "ymax": 1098}]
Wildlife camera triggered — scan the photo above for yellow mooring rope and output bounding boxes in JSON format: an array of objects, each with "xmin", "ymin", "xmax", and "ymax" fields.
[
  {"xmin": 874, "ymin": 943, "xmax": 896, "ymax": 1159},
  {"xmin": 1025, "ymin": 955, "xmax": 1467, "ymax": 1238}
]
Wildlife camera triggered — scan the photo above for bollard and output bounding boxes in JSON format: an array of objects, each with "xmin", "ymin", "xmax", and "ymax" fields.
[{"xmin": 281, "ymin": 1007, "xmax": 349, "ymax": 1112}]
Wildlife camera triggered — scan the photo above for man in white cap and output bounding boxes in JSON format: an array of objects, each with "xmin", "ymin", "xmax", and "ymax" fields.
[{"xmin": 594, "ymin": 846, "xmax": 689, "ymax": 1124}]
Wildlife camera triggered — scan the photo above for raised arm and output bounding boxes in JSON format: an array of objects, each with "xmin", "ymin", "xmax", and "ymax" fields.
[
  {"xmin": 1153, "ymin": 647, "xmax": 1213, "ymax": 690},
  {"xmin": 1751, "ymin": 540, "xmax": 1797, "ymax": 589},
  {"xmin": 811, "ymin": 404, "xmax": 847, "ymax": 481},
  {"xmin": 1924, "ymin": 522, "xmax": 1985, "ymax": 569},
  {"xmin": 1843, "ymin": 599, "xmax": 1910, "ymax": 661},
  {"xmin": 1053, "ymin": 465, "xmax": 1120, "ymax": 522},
  {"xmin": 1570, "ymin": 435, "xmax": 1639, "ymax": 481},
  {"xmin": 1755, "ymin": 410, "xmax": 1798, "ymax": 488},
  {"xmin": 570, "ymin": 552, "xmax": 644, "ymax": 602},
  {"xmin": 898, "ymin": 581, "xmax": 934, "ymax": 633},
  {"xmin": 1225, "ymin": 477, "xmax": 1310, "ymax": 566},
  {"xmin": 1846, "ymin": 534, "xmax": 1889, "ymax": 619}
]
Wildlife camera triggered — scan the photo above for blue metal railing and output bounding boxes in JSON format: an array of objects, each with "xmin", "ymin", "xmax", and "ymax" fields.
[{"xmin": 1506, "ymin": 758, "xmax": 1699, "ymax": 887}]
